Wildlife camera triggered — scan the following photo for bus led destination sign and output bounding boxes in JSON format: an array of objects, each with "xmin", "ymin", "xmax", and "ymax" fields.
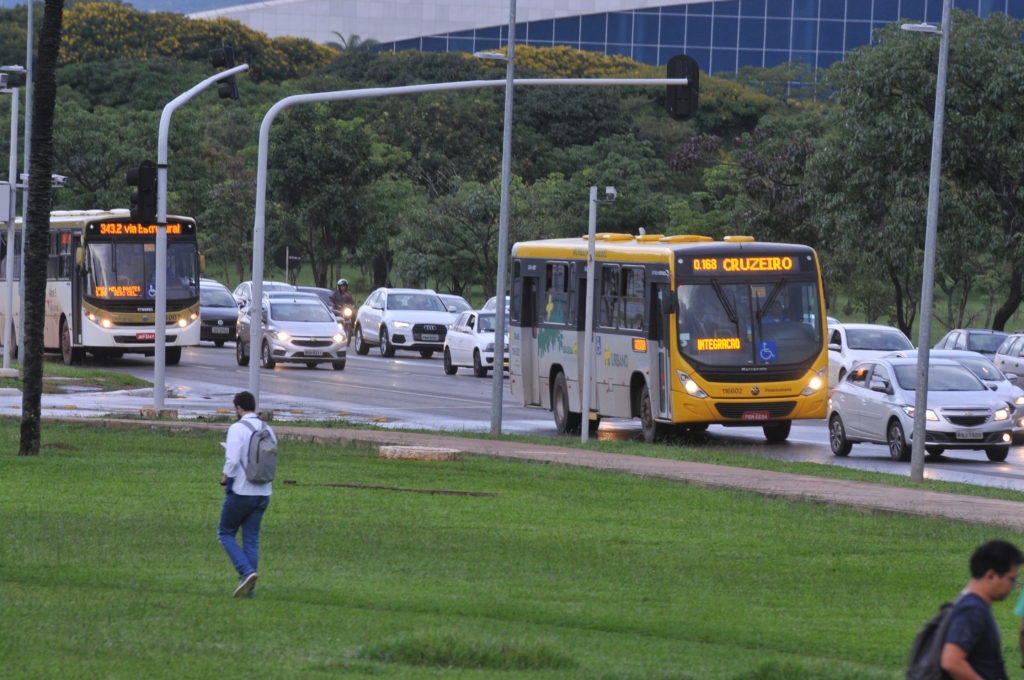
[
  {"xmin": 691, "ymin": 256, "xmax": 795, "ymax": 273},
  {"xmin": 93, "ymin": 222, "xmax": 187, "ymax": 237}
]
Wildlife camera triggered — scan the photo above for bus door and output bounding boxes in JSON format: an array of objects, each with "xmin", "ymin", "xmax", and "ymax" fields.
[
  {"xmin": 512, "ymin": 265, "xmax": 542, "ymax": 406},
  {"xmin": 652, "ymin": 281, "xmax": 672, "ymax": 420}
]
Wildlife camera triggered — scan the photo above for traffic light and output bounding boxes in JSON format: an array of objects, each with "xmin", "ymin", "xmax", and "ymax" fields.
[
  {"xmin": 210, "ymin": 44, "xmax": 240, "ymax": 100},
  {"xmin": 666, "ymin": 55, "xmax": 700, "ymax": 120},
  {"xmin": 126, "ymin": 161, "xmax": 157, "ymax": 223}
]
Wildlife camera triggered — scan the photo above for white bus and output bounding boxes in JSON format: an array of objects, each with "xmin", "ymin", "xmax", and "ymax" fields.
[{"xmin": 0, "ymin": 209, "xmax": 201, "ymax": 365}]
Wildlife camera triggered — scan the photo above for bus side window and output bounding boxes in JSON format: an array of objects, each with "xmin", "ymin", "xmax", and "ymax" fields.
[
  {"xmin": 542, "ymin": 263, "xmax": 567, "ymax": 324},
  {"xmin": 622, "ymin": 267, "xmax": 645, "ymax": 330},
  {"xmin": 599, "ymin": 265, "xmax": 620, "ymax": 328}
]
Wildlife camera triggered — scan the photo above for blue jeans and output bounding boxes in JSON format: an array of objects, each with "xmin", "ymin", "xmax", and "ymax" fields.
[{"xmin": 217, "ymin": 488, "xmax": 270, "ymax": 578}]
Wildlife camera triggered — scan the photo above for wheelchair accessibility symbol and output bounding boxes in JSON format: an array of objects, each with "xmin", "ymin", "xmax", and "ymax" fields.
[{"xmin": 758, "ymin": 341, "xmax": 778, "ymax": 362}]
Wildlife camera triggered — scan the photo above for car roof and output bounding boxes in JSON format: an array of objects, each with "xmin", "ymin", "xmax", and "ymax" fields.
[
  {"xmin": 831, "ymin": 322, "xmax": 905, "ymax": 331},
  {"xmin": 888, "ymin": 349, "xmax": 987, "ymax": 359}
]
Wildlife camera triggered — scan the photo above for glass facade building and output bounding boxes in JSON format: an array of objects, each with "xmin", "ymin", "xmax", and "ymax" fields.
[{"xmin": 379, "ymin": 0, "xmax": 1024, "ymax": 74}]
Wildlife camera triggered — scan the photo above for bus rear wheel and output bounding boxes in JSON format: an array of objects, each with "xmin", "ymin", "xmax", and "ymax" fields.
[
  {"xmin": 552, "ymin": 372, "xmax": 581, "ymax": 435},
  {"xmin": 639, "ymin": 384, "xmax": 661, "ymax": 444},
  {"xmin": 60, "ymin": 317, "xmax": 82, "ymax": 366}
]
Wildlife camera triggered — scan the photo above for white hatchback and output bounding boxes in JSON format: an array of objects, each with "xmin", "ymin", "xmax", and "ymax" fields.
[
  {"xmin": 442, "ymin": 310, "xmax": 508, "ymax": 377},
  {"xmin": 827, "ymin": 322, "xmax": 913, "ymax": 387}
]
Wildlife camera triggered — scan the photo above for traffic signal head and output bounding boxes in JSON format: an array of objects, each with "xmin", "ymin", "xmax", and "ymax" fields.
[
  {"xmin": 666, "ymin": 54, "xmax": 700, "ymax": 120},
  {"xmin": 210, "ymin": 44, "xmax": 240, "ymax": 100},
  {"xmin": 126, "ymin": 160, "xmax": 157, "ymax": 223}
]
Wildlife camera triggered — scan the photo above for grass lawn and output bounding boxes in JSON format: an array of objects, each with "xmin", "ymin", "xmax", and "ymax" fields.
[
  {"xmin": 2, "ymin": 419, "xmax": 1021, "ymax": 679},
  {"xmin": 0, "ymin": 360, "xmax": 149, "ymax": 393}
]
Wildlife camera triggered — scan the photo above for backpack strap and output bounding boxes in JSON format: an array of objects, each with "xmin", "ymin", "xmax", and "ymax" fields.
[{"xmin": 239, "ymin": 418, "xmax": 262, "ymax": 433}]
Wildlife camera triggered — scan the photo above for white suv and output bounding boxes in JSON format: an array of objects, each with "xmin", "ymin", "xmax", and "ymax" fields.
[{"xmin": 353, "ymin": 288, "xmax": 456, "ymax": 358}]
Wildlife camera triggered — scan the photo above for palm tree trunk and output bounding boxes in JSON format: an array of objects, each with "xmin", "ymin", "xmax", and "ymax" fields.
[{"xmin": 19, "ymin": 0, "xmax": 64, "ymax": 456}]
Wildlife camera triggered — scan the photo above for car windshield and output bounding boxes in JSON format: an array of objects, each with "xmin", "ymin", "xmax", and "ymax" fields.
[
  {"xmin": 845, "ymin": 328, "xmax": 913, "ymax": 351},
  {"xmin": 893, "ymin": 364, "xmax": 986, "ymax": 391},
  {"xmin": 956, "ymin": 357, "xmax": 1005, "ymax": 382},
  {"xmin": 270, "ymin": 302, "xmax": 335, "ymax": 323},
  {"xmin": 969, "ymin": 332, "xmax": 1007, "ymax": 353},
  {"xmin": 201, "ymin": 287, "xmax": 236, "ymax": 307},
  {"xmin": 386, "ymin": 293, "xmax": 448, "ymax": 312}
]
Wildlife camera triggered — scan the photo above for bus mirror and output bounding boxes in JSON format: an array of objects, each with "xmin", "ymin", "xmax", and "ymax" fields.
[
  {"xmin": 75, "ymin": 250, "xmax": 84, "ymax": 267},
  {"xmin": 198, "ymin": 253, "xmax": 206, "ymax": 274}
]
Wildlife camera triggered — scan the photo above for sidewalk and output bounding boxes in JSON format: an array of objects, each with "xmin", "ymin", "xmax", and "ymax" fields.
[{"xmin": 98, "ymin": 417, "xmax": 1024, "ymax": 533}]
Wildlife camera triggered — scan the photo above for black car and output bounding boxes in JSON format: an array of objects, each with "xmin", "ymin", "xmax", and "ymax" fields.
[{"xmin": 200, "ymin": 278, "xmax": 239, "ymax": 346}]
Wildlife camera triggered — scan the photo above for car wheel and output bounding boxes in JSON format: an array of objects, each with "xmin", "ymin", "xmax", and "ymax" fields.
[
  {"xmin": 828, "ymin": 414, "xmax": 852, "ymax": 456},
  {"xmin": 887, "ymin": 419, "xmax": 910, "ymax": 461},
  {"xmin": 214, "ymin": 340, "xmax": 225, "ymax": 348},
  {"xmin": 235, "ymin": 338, "xmax": 249, "ymax": 366},
  {"xmin": 304, "ymin": 362, "xmax": 318, "ymax": 369},
  {"xmin": 419, "ymin": 349, "xmax": 434, "ymax": 359},
  {"xmin": 763, "ymin": 421, "xmax": 791, "ymax": 444},
  {"xmin": 986, "ymin": 446, "xmax": 1009, "ymax": 462},
  {"xmin": 472, "ymin": 350, "xmax": 488, "ymax": 377},
  {"xmin": 260, "ymin": 341, "xmax": 276, "ymax": 369},
  {"xmin": 379, "ymin": 329, "xmax": 395, "ymax": 358},
  {"xmin": 332, "ymin": 359, "xmax": 346, "ymax": 371},
  {"xmin": 354, "ymin": 325, "xmax": 370, "ymax": 355},
  {"xmin": 639, "ymin": 383, "xmax": 661, "ymax": 444},
  {"xmin": 552, "ymin": 372, "xmax": 581, "ymax": 435},
  {"xmin": 443, "ymin": 348, "xmax": 457, "ymax": 375},
  {"xmin": 926, "ymin": 446, "xmax": 945, "ymax": 458}
]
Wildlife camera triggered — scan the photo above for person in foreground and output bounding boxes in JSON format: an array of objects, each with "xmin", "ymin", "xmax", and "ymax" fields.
[
  {"xmin": 217, "ymin": 390, "xmax": 273, "ymax": 598},
  {"xmin": 942, "ymin": 539, "xmax": 1023, "ymax": 679}
]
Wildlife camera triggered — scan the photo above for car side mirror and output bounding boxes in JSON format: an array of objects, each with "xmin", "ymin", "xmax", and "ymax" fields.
[
  {"xmin": 1005, "ymin": 372, "xmax": 1019, "ymax": 386},
  {"xmin": 869, "ymin": 378, "xmax": 890, "ymax": 394},
  {"xmin": 828, "ymin": 343, "xmax": 840, "ymax": 352}
]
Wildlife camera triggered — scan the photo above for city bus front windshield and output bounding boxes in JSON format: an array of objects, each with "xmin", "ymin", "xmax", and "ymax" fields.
[
  {"xmin": 676, "ymin": 279, "xmax": 823, "ymax": 368},
  {"xmin": 84, "ymin": 242, "xmax": 198, "ymax": 302}
]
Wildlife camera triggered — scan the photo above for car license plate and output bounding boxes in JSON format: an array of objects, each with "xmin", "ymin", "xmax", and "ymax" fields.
[
  {"xmin": 212, "ymin": 327, "xmax": 229, "ymax": 334},
  {"xmin": 955, "ymin": 430, "xmax": 983, "ymax": 440},
  {"xmin": 136, "ymin": 331, "xmax": 156, "ymax": 341},
  {"xmin": 741, "ymin": 411, "xmax": 770, "ymax": 421},
  {"xmin": 304, "ymin": 350, "xmax": 324, "ymax": 357},
  {"xmin": 421, "ymin": 334, "xmax": 439, "ymax": 341}
]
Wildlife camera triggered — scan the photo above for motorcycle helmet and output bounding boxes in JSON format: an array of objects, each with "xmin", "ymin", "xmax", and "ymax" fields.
[{"xmin": 337, "ymin": 278, "xmax": 348, "ymax": 287}]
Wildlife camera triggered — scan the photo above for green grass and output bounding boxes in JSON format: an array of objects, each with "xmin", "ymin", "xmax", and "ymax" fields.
[
  {"xmin": 0, "ymin": 360, "xmax": 149, "ymax": 393},
  {"xmin": 2, "ymin": 419, "xmax": 1021, "ymax": 679}
]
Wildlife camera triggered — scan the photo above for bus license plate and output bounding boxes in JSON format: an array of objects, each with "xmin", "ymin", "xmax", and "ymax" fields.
[
  {"xmin": 136, "ymin": 332, "xmax": 156, "ymax": 341},
  {"xmin": 955, "ymin": 430, "xmax": 983, "ymax": 440},
  {"xmin": 421, "ymin": 334, "xmax": 439, "ymax": 341},
  {"xmin": 741, "ymin": 411, "xmax": 770, "ymax": 421}
]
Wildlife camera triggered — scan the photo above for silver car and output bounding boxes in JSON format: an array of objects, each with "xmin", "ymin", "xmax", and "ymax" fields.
[
  {"xmin": 827, "ymin": 357, "xmax": 1013, "ymax": 462},
  {"xmin": 236, "ymin": 293, "xmax": 347, "ymax": 370}
]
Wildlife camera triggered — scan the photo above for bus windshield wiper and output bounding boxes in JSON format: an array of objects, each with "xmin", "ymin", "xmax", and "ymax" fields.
[
  {"xmin": 710, "ymin": 280, "xmax": 738, "ymax": 324},
  {"xmin": 756, "ymin": 279, "xmax": 787, "ymax": 322}
]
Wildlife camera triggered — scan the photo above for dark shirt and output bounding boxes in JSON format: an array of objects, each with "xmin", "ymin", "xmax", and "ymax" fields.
[
  {"xmin": 329, "ymin": 290, "xmax": 354, "ymax": 308},
  {"xmin": 945, "ymin": 593, "xmax": 1006, "ymax": 679}
]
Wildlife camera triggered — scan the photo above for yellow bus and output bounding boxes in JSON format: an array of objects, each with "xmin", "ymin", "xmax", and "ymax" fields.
[
  {"xmin": 509, "ymin": 233, "xmax": 828, "ymax": 443},
  {"xmin": 0, "ymin": 209, "xmax": 201, "ymax": 365}
]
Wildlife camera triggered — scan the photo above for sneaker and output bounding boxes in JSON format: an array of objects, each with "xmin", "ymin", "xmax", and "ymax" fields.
[{"xmin": 233, "ymin": 572, "xmax": 258, "ymax": 598}]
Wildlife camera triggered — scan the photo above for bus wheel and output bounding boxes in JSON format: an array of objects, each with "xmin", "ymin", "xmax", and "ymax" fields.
[
  {"xmin": 165, "ymin": 346, "xmax": 182, "ymax": 366},
  {"xmin": 552, "ymin": 372, "xmax": 581, "ymax": 435},
  {"xmin": 763, "ymin": 421, "xmax": 791, "ymax": 444},
  {"xmin": 639, "ymin": 384, "xmax": 661, "ymax": 444},
  {"xmin": 60, "ymin": 317, "xmax": 82, "ymax": 366}
]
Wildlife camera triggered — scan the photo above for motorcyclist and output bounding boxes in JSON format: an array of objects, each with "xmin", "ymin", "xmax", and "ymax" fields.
[{"xmin": 329, "ymin": 278, "xmax": 355, "ymax": 310}]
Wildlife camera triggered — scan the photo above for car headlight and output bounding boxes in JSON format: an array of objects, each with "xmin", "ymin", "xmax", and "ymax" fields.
[
  {"xmin": 1014, "ymin": 395, "xmax": 1024, "ymax": 407},
  {"xmin": 392, "ymin": 320, "xmax": 410, "ymax": 329},
  {"xmin": 676, "ymin": 371, "xmax": 707, "ymax": 398},
  {"xmin": 332, "ymin": 333, "xmax": 344, "ymax": 343},
  {"xmin": 902, "ymin": 406, "xmax": 938, "ymax": 421},
  {"xmin": 994, "ymin": 407, "xmax": 1011, "ymax": 422},
  {"xmin": 274, "ymin": 330, "xmax": 290, "ymax": 342}
]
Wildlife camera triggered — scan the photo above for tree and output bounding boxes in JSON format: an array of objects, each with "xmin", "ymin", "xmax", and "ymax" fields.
[{"xmin": 20, "ymin": 0, "xmax": 64, "ymax": 456}]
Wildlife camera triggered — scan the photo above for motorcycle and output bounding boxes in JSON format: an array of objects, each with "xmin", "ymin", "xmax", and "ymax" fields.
[{"xmin": 334, "ymin": 303, "xmax": 356, "ymax": 344}]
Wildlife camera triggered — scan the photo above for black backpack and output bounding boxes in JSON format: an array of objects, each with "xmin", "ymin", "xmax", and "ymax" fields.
[
  {"xmin": 905, "ymin": 597, "xmax": 961, "ymax": 680},
  {"xmin": 239, "ymin": 419, "xmax": 277, "ymax": 484}
]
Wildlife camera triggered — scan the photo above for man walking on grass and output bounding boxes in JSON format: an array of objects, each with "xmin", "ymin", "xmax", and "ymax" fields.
[
  {"xmin": 942, "ymin": 539, "xmax": 1023, "ymax": 679},
  {"xmin": 217, "ymin": 390, "xmax": 274, "ymax": 598}
]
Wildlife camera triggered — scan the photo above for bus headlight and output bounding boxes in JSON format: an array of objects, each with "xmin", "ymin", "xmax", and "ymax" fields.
[
  {"xmin": 801, "ymin": 367, "xmax": 827, "ymax": 396},
  {"xmin": 177, "ymin": 318, "xmax": 188, "ymax": 328},
  {"xmin": 101, "ymin": 318, "xmax": 112, "ymax": 328},
  {"xmin": 676, "ymin": 371, "xmax": 707, "ymax": 398}
]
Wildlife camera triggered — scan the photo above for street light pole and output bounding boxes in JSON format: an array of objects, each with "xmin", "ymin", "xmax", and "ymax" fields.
[
  {"xmin": 906, "ymin": 0, "xmax": 952, "ymax": 483},
  {"xmin": 489, "ymin": 0, "xmax": 516, "ymax": 436},
  {"xmin": 1, "ymin": 81, "xmax": 17, "ymax": 371}
]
